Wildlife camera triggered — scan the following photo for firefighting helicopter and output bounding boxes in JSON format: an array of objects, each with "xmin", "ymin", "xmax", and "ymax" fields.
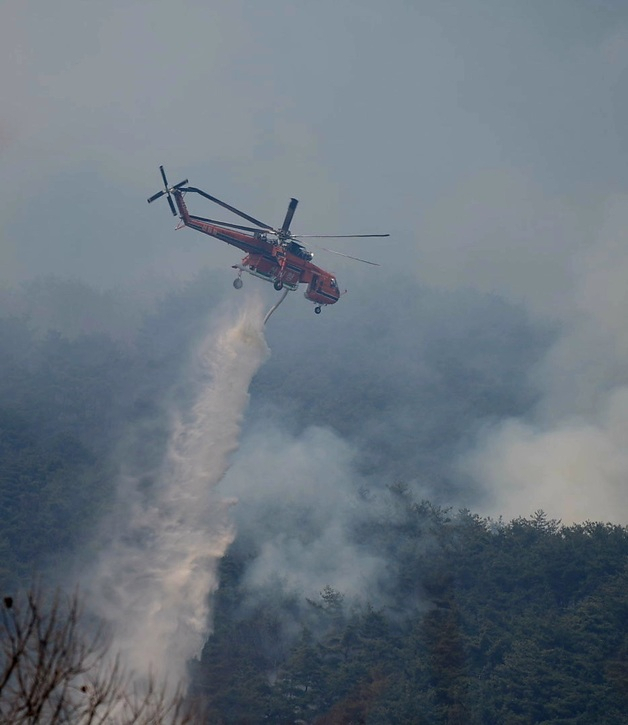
[{"xmin": 147, "ymin": 166, "xmax": 388, "ymax": 314}]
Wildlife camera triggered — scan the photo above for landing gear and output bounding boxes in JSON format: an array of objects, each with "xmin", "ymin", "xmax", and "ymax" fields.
[
  {"xmin": 233, "ymin": 278, "xmax": 243, "ymax": 289},
  {"xmin": 314, "ymin": 306, "xmax": 322, "ymax": 314},
  {"xmin": 274, "ymin": 280, "xmax": 284, "ymax": 291}
]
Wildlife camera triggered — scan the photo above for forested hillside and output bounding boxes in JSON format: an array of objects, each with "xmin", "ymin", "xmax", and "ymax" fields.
[
  {"xmin": 194, "ymin": 496, "xmax": 628, "ymax": 724},
  {"xmin": 0, "ymin": 274, "xmax": 223, "ymax": 589},
  {"xmin": 0, "ymin": 273, "xmax": 544, "ymax": 591},
  {"xmin": 1, "ymin": 276, "xmax": 627, "ymax": 723},
  {"xmin": 0, "ymin": 317, "xmax": 127, "ymax": 586}
]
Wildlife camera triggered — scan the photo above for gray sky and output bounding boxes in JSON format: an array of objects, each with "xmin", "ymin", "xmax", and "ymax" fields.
[
  {"xmin": 3, "ymin": 0, "xmax": 626, "ymax": 296},
  {"xmin": 4, "ymin": 0, "xmax": 628, "ymax": 524}
]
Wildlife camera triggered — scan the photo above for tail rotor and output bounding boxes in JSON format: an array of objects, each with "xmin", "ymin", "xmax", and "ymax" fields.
[{"xmin": 147, "ymin": 165, "xmax": 188, "ymax": 216}]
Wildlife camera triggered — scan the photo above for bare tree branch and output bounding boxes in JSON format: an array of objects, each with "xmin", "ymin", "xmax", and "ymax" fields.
[{"xmin": 0, "ymin": 587, "xmax": 203, "ymax": 724}]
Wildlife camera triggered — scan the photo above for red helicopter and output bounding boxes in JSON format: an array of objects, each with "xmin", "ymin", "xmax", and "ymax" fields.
[{"xmin": 147, "ymin": 166, "xmax": 388, "ymax": 314}]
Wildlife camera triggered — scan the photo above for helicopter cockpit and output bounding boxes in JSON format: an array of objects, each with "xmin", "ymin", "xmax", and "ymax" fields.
[{"xmin": 286, "ymin": 240, "xmax": 313, "ymax": 261}]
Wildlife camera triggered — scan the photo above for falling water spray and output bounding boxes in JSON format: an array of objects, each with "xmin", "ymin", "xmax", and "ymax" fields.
[{"xmin": 87, "ymin": 298, "xmax": 269, "ymax": 683}]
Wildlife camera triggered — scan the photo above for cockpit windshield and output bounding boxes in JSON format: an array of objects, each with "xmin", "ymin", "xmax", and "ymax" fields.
[{"xmin": 287, "ymin": 241, "xmax": 313, "ymax": 261}]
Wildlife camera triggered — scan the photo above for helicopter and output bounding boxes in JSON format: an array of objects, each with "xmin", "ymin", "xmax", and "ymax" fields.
[{"xmin": 147, "ymin": 167, "xmax": 388, "ymax": 314}]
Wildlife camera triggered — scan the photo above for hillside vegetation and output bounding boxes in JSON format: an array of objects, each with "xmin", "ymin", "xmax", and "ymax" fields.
[
  {"xmin": 194, "ymin": 495, "xmax": 628, "ymax": 724},
  {"xmin": 1, "ymin": 277, "xmax": 625, "ymax": 723}
]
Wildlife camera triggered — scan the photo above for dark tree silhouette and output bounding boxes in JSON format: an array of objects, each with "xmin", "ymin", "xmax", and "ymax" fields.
[{"xmin": 0, "ymin": 587, "xmax": 201, "ymax": 724}]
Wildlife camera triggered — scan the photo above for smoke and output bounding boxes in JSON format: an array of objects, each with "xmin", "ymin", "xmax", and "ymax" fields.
[
  {"xmin": 86, "ymin": 295, "xmax": 269, "ymax": 682},
  {"xmin": 462, "ymin": 194, "xmax": 628, "ymax": 525},
  {"xmin": 202, "ymin": 275, "xmax": 552, "ymax": 627},
  {"xmin": 464, "ymin": 398, "xmax": 628, "ymax": 524},
  {"xmin": 222, "ymin": 424, "xmax": 390, "ymax": 602}
]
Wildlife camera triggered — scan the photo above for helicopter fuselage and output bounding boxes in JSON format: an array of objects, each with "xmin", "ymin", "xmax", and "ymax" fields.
[{"xmin": 173, "ymin": 189, "xmax": 341, "ymax": 307}]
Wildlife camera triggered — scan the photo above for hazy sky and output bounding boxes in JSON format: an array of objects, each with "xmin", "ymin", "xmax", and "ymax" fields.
[
  {"xmin": 2, "ymin": 1, "xmax": 627, "ymax": 297},
  {"xmin": 5, "ymin": 0, "xmax": 628, "ymax": 525}
]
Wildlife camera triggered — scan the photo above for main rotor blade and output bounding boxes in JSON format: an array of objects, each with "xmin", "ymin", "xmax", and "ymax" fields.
[
  {"xmin": 317, "ymin": 247, "xmax": 380, "ymax": 265},
  {"xmin": 292, "ymin": 233, "xmax": 390, "ymax": 238},
  {"xmin": 173, "ymin": 179, "xmax": 189, "ymax": 189},
  {"xmin": 167, "ymin": 195, "xmax": 177, "ymax": 216},
  {"xmin": 147, "ymin": 190, "xmax": 166, "ymax": 204},
  {"xmin": 280, "ymin": 198, "xmax": 299, "ymax": 234},
  {"xmin": 160, "ymin": 165, "xmax": 169, "ymax": 188},
  {"xmin": 182, "ymin": 187, "xmax": 274, "ymax": 231},
  {"xmin": 188, "ymin": 215, "xmax": 270, "ymax": 234}
]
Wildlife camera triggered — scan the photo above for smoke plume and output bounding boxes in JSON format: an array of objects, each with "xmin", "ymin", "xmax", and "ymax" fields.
[
  {"xmin": 463, "ymin": 195, "xmax": 628, "ymax": 525},
  {"xmin": 86, "ymin": 296, "xmax": 269, "ymax": 682}
]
